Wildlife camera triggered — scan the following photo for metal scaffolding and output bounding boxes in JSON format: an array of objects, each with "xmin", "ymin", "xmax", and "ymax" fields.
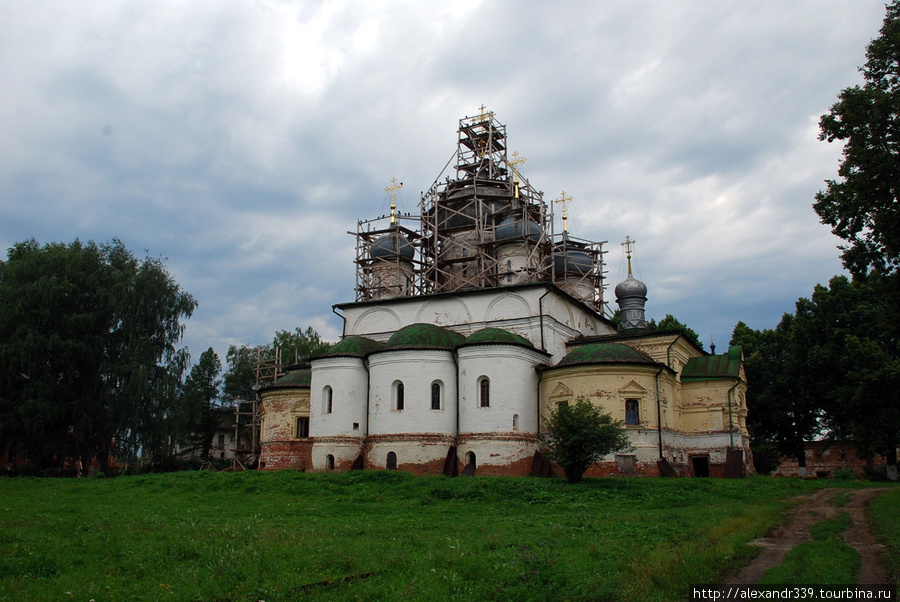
[
  {"xmin": 230, "ymin": 346, "xmax": 283, "ymax": 470},
  {"xmin": 351, "ymin": 109, "xmax": 608, "ymax": 311}
]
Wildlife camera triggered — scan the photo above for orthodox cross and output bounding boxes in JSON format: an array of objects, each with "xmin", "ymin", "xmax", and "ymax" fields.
[
  {"xmin": 621, "ymin": 235, "xmax": 636, "ymax": 275},
  {"xmin": 508, "ymin": 151, "xmax": 526, "ymax": 198},
  {"xmin": 555, "ymin": 191, "xmax": 573, "ymax": 232},
  {"xmin": 385, "ymin": 178, "xmax": 403, "ymax": 223}
]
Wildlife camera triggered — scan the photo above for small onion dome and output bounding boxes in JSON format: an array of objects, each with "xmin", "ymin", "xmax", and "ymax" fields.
[
  {"xmin": 383, "ymin": 323, "xmax": 466, "ymax": 351},
  {"xmin": 615, "ymin": 274, "xmax": 648, "ymax": 299},
  {"xmin": 462, "ymin": 327, "xmax": 534, "ymax": 348},
  {"xmin": 555, "ymin": 342, "xmax": 656, "ymax": 368},
  {"xmin": 370, "ymin": 231, "xmax": 414, "ymax": 260},
  {"xmin": 323, "ymin": 336, "xmax": 384, "ymax": 358},
  {"xmin": 496, "ymin": 215, "xmax": 541, "ymax": 242},
  {"xmin": 552, "ymin": 250, "xmax": 593, "ymax": 276}
]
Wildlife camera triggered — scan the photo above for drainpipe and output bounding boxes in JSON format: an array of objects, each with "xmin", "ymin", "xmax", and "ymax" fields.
[
  {"xmin": 538, "ymin": 288, "xmax": 552, "ymax": 353},
  {"xmin": 726, "ymin": 382, "xmax": 739, "ymax": 450},
  {"xmin": 655, "ymin": 367, "xmax": 664, "ymax": 459},
  {"xmin": 332, "ymin": 305, "xmax": 346, "ymax": 338},
  {"xmin": 453, "ymin": 350, "xmax": 460, "ymax": 448},
  {"xmin": 665, "ymin": 334, "xmax": 682, "ymax": 370}
]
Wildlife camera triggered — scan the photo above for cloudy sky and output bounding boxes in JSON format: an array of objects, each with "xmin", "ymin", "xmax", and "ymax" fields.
[{"xmin": 1, "ymin": 1, "xmax": 888, "ymax": 364}]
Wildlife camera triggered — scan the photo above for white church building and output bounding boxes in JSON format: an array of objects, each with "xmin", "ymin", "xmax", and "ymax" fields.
[{"xmin": 258, "ymin": 110, "xmax": 752, "ymax": 478}]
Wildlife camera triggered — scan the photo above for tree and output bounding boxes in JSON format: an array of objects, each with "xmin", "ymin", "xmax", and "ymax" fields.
[
  {"xmin": 732, "ymin": 275, "xmax": 900, "ymax": 478},
  {"xmin": 0, "ymin": 239, "xmax": 196, "ymax": 470},
  {"xmin": 647, "ymin": 314, "xmax": 704, "ymax": 350},
  {"xmin": 184, "ymin": 347, "xmax": 223, "ymax": 460},
  {"xmin": 272, "ymin": 326, "xmax": 332, "ymax": 365},
  {"xmin": 542, "ymin": 398, "xmax": 631, "ymax": 484},
  {"xmin": 222, "ymin": 327, "xmax": 332, "ymax": 405},
  {"xmin": 815, "ymin": 1, "xmax": 900, "ymax": 278}
]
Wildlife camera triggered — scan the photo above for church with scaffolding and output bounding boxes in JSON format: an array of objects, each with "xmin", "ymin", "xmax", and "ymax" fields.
[{"xmin": 258, "ymin": 110, "xmax": 753, "ymax": 478}]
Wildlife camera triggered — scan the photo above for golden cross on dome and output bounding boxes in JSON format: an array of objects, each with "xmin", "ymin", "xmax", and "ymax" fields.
[
  {"xmin": 621, "ymin": 235, "xmax": 636, "ymax": 275},
  {"xmin": 508, "ymin": 152, "xmax": 526, "ymax": 198},
  {"xmin": 555, "ymin": 191, "xmax": 573, "ymax": 232},
  {"xmin": 385, "ymin": 178, "xmax": 403, "ymax": 223}
]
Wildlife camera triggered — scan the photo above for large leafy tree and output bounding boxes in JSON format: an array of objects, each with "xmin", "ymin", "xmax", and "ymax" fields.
[
  {"xmin": 731, "ymin": 317, "xmax": 824, "ymax": 475},
  {"xmin": 816, "ymin": 0, "xmax": 900, "ymax": 278},
  {"xmin": 732, "ymin": 275, "xmax": 899, "ymax": 476},
  {"xmin": 184, "ymin": 347, "xmax": 224, "ymax": 460},
  {"xmin": 542, "ymin": 398, "xmax": 631, "ymax": 484},
  {"xmin": 0, "ymin": 239, "xmax": 196, "ymax": 469}
]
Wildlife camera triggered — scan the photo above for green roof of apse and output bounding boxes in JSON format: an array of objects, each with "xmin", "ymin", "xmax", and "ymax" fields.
[
  {"xmin": 325, "ymin": 336, "xmax": 384, "ymax": 358},
  {"xmin": 463, "ymin": 327, "xmax": 534, "ymax": 348},
  {"xmin": 264, "ymin": 365, "xmax": 312, "ymax": 389},
  {"xmin": 556, "ymin": 343, "xmax": 657, "ymax": 368},
  {"xmin": 384, "ymin": 323, "xmax": 466, "ymax": 351}
]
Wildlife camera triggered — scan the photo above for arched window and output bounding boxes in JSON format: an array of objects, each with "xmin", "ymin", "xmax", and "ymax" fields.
[
  {"xmin": 394, "ymin": 381, "xmax": 405, "ymax": 411},
  {"xmin": 431, "ymin": 382, "xmax": 442, "ymax": 410},
  {"xmin": 386, "ymin": 451, "xmax": 397, "ymax": 470},
  {"xmin": 625, "ymin": 399, "xmax": 640, "ymax": 425},
  {"xmin": 479, "ymin": 377, "xmax": 490, "ymax": 408},
  {"xmin": 323, "ymin": 386, "xmax": 333, "ymax": 414},
  {"xmin": 325, "ymin": 454, "xmax": 335, "ymax": 470},
  {"xmin": 465, "ymin": 451, "xmax": 476, "ymax": 469},
  {"xmin": 513, "ymin": 414, "xmax": 519, "ymax": 430}
]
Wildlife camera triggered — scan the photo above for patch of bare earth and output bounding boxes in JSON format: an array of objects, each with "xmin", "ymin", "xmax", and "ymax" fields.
[{"xmin": 727, "ymin": 488, "xmax": 889, "ymax": 585}]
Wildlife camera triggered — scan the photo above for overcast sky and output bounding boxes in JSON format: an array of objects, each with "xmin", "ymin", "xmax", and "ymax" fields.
[{"xmin": 0, "ymin": 1, "xmax": 888, "ymax": 364}]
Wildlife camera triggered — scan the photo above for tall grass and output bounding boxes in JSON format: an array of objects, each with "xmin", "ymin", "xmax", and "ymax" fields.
[
  {"xmin": 868, "ymin": 488, "xmax": 900, "ymax": 589},
  {"xmin": 0, "ymin": 472, "xmax": 869, "ymax": 601}
]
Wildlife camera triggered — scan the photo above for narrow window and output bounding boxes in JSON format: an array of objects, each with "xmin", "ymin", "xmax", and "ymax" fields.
[
  {"xmin": 479, "ymin": 378, "xmax": 490, "ymax": 408},
  {"xmin": 296, "ymin": 417, "xmax": 310, "ymax": 438},
  {"xmin": 512, "ymin": 414, "xmax": 519, "ymax": 430},
  {"xmin": 325, "ymin": 454, "xmax": 335, "ymax": 471},
  {"xmin": 323, "ymin": 386, "xmax": 333, "ymax": 414},
  {"xmin": 395, "ymin": 381, "xmax": 405, "ymax": 411},
  {"xmin": 625, "ymin": 399, "xmax": 640, "ymax": 425},
  {"xmin": 386, "ymin": 451, "xmax": 397, "ymax": 470},
  {"xmin": 465, "ymin": 451, "xmax": 476, "ymax": 469},
  {"xmin": 217, "ymin": 434, "xmax": 225, "ymax": 449},
  {"xmin": 431, "ymin": 382, "xmax": 441, "ymax": 410}
]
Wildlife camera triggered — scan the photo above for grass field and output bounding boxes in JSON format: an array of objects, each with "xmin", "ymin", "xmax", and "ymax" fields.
[{"xmin": 0, "ymin": 471, "xmax": 893, "ymax": 601}]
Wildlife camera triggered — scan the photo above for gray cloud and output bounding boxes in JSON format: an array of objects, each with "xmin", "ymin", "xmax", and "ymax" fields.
[{"xmin": 0, "ymin": 0, "xmax": 887, "ymax": 363}]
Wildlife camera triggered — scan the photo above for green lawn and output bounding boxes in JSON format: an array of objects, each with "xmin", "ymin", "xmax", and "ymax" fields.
[{"xmin": 0, "ymin": 471, "xmax": 892, "ymax": 601}]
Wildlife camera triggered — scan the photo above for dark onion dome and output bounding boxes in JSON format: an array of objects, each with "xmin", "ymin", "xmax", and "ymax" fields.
[
  {"xmin": 370, "ymin": 230, "xmax": 414, "ymax": 260},
  {"xmin": 615, "ymin": 274, "xmax": 648, "ymax": 299},
  {"xmin": 383, "ymin": 323, "xmax": 466, "ymax": 351},
  {"xmin": 461, "ymin": 327, "xmax": 534, "ymax": 348},
  {"xmin": 552, "ymin": 249, "xmax": 593, "ymax": 276},
  {"xmin": 554, "ymin": 342, "xmax": 657, "ymax": 368},
  {"xmin": 324, "ymin": 336, "xmax": 384, "ymax": 358},
  {"xmin": 496, "ymin": 215, "xmax": 541, "ymax": 242}
]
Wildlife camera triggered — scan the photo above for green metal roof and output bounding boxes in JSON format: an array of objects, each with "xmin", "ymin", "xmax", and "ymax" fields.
[
  {"xmin": 384, "ymin": 323, "xmax": 466, "ymax": 351},
  {"xmin": 682, "ymin": 345, "xmax": 743, "ymax": 381},
  {"xmin": 555, "ymin": 342, "xmax": 657, "ymax": 368},
  {"xmin": 325, "ymin": 336, "xmax": 384, "ymax": 358},
  {"xmin": 462, "ymin": 327, "xmax": 534, "ymax": 348},
  {"xmin": 265, "ymin": 365, "xmax": 312, "ymax": 389}
]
